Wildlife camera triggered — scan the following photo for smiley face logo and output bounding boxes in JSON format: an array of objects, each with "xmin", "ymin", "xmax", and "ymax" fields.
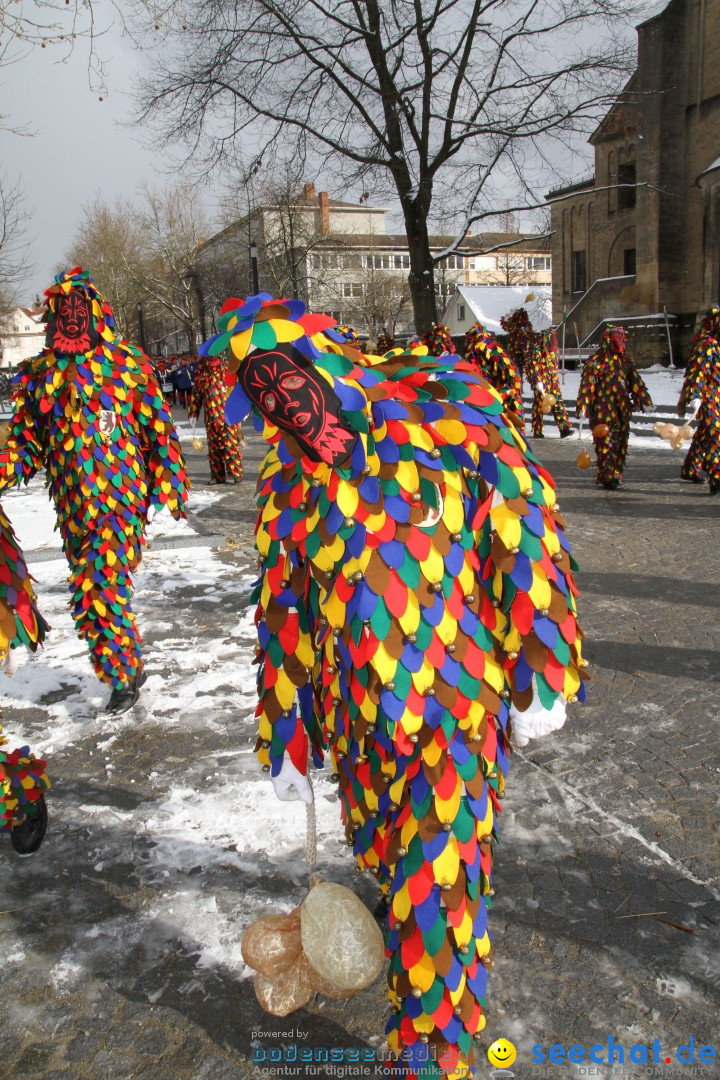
[{"xmin": 487, "ymin": 1039, "xmax": 517, "ymax": 1068}]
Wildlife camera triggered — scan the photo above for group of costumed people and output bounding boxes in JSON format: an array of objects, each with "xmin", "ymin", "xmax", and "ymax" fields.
[{"xmin": 2, "ymin": 266, "xmax": 716, "ymax": 1075}]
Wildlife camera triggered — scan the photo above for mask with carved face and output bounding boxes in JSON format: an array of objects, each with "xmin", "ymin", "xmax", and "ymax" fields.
[
  {"xmin": 239, "ymin": 343, "xmax": 358, "ymax": 466},
  {"xmin": 46, "ymin": 291, "xmax": 98, "ymax": 354},
  {"xmin": 609, "ymin": 327, "xmax": 627, "ymax": 354}
]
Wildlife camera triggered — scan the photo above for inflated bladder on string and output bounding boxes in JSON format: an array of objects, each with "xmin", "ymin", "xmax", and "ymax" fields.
[
  {"xmin": 301, "ymin": 882, "xmax": 385, "ymax": 993},
  {"xmin": 253, "ymin": 952, "xmax": 316, "ymax": 1016},
  {"xmin": 591, "ymin": 423, "xmax": 609, "ymax": 439},
  {"xmin": 241, "ymin": 881, "xmax": 384, "ymax": 1015},
  {"xmin": 241, "ymin": 909, "xmax": 302, "ymax": 977},
  {"xmin": 653, "ymin": 421, "xmax": 692, "ymax": 448},
  {"xmin": 576, "ymin": 450, "xmax": 592, "ymax": 469},
  {"xmin": 540, "ymin": 392, "xmax": 557, "ymax": 414}
]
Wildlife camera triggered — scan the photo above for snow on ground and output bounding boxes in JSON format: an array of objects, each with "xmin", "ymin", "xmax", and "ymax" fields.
[
  {"xmin": 0, "ymin": 478, "xmax": 351, "ymax": 989},
  {"xmin": 555, "ymin": 363, "xmax": 685, "ymax": 406},
  {"xmin": 0, "ymin": 424, "xmax": 220, "ymax": 553}
]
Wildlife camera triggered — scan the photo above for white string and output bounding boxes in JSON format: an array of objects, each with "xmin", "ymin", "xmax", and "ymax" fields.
[{"xmin": 305, "ymin": 772, "xmax": 318, "ymax": 889}]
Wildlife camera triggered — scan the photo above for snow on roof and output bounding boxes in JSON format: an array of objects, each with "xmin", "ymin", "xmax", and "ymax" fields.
[{"xmin": 454, "ymin": 285, "xmax": 552, "ymax": 334}]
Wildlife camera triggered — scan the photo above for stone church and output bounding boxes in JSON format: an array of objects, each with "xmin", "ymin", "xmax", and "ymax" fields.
[{"xmin": 547, "ymin": 0, "xmax": 720, "ymax": 364}]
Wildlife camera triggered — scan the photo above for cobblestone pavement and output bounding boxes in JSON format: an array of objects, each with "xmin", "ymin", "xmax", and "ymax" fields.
[{"xmin": 1, "ymin": 429, "xmax": 718, "ymax": 1080}]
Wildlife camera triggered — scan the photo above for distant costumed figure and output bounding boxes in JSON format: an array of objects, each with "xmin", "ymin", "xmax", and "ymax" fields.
[
  {"xmin": 0, "ymin": 268, "xmax": 189, "ymax": 714},
  {"xmin": 203, "ymin": 293, "xmax": 586, "ymax": 1077},
  {"xmin": 576, "ymin": 325, "xmax": 653, "ymax": 490},
  {"xmin": 677, "ymin": 308, "xmax": 720, "ymax": 495},
  {"xmin": 422, "ymin": 323, "xmax": 456, "ymax": 357},
  {"xmin": 526, "ymin": 331, "xmax": 573, "ymax": 439},
  {"xmin": 0, "ymin": 501, "xmax": 51, "ymax": 854},
  {"xmin": 374, "ymin": 332, "xmax": 396, "ymax": 356},
  {"xmin": 499, "ymin": 307, "xmax": 534, "ymax": 378},
  {"xmin": 188, "ymin": 354, "xmax": 244, "ymax": 484},
  {"xmin": 335, "ymin": 325, "xmax": 360, "ymax": 343},
  {"xmin": 463, "ymin": 323, "xmax": 523, "ymax": 425}
]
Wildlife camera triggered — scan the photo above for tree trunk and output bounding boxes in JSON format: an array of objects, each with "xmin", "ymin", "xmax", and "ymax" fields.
[{"xmin": 402, "ymin": 201, "xmax": 438, "ymax": 334}]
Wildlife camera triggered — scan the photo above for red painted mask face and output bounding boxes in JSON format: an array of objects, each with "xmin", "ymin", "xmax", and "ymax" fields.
[
  {"xmin": 239, "ymin": 344, "xmax": 358, "ymax": 466},
  {"xmin": 47, "ymin": 292, "xmax": 97, "ymax": 354},
  {"xmin": 609, "ymin": 328, "xmax": 626, "ymax": 353}
]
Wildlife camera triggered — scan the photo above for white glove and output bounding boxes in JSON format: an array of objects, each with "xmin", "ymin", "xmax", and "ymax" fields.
[
  {"xmin": 688, "ymin": 398, "xmax": 701, "ymax": 418},
  {"xmin": 509, "ymin": 679, "xmax": 567, "ymax": 747},
  {"xmin": 271, "ymin": 758, "xmax": 314, "ymax": 804},
  {"xmin": 536, "ymin": 380, "xmax": 546, "ymax": 395}
]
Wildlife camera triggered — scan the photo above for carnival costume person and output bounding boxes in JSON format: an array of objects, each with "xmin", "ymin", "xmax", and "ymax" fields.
[
  {"xmin": 0, "ymin": 501, "xmax": 51, "ymax": 854},
  {"xmin": 374, "ymin": 331, "xmax": 396, "ymax": 356},
  {"xmin": 576, "ymin": 325, "xmax": 653, "ymax": 490},
  {"xmin": 202, "ymin": 293, "xmax": 586, "ymax": 1078},
  {"xmin": 678, "ymin": 308, "xmax": 720, "ymax": 495},
  {"xmin": 499, "ymin": 307, "xmax": 534, "ymax": 378},
  {"xmin": 464, "ymin": 323, "xmax": 523, "ymax": 423},
  {"xmin": 526, "ymin": 331, "xmax": 573, "ymax": 439},
  {"xmin": 188, "ymin": 354, "xmax": 244, "ymax": 485},
  {"xmin": 422, "ymin": 323, "xmax": 456, "ymax": 357},
  {"xmin": 0, "ymin": 268, "xmax": 189, "ymax": 714}
]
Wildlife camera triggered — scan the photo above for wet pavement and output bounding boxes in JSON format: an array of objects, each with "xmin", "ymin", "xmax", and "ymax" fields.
[{"xmin": 0, "ymin": 427, "xmax": 719, "ymax": 1080}]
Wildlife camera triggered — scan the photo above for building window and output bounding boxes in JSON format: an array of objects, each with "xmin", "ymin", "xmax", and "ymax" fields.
[
  {"xmin": 392, "ymin": 254, "xmax": 410, "ymax": 269},
  {"xmin": 363, "ymin": 254, "xmax": 394, "ymax": 269},
  {"xmin": 618, "ymin": 162, "xmax": 636, "ymax": 210},
  {"xmin": 341, "ymin": 282, "xmax": 363, "ymax": 297},
  {"xmin": 623, "ymin": 248, "xmax": 636, "ymax": 276},
  {"xmin": 526, "ymin": 256, "xmax": 551, "ymax": 271},
  {"xmin": 572, "ymin": 250, "xmax": 587, "ymax": 293},
  {"xmin": 471, "ymin": 255, "xmax": 497, "ymax": 270},
  {"xmin": 458, "ymin": 304, "xmax": 466, "ymax": 322},
  {"xmin": 439, "ymin": 254, "xmax": 465, "ymax": 269}
]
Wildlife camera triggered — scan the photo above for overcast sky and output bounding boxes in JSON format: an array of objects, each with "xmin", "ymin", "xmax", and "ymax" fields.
[{"xmin": 0, "ymin": 26, "xmax": 180, "ymax": 301}]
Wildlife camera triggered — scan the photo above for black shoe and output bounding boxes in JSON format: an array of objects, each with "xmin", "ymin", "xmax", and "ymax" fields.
[
  {"xmin": 602, "ymin": 479, "xmax": 620, "ymax": 490},
  {"xmin": 374, "ymin": 895, "xmax": 390, "ymax": 928},
  {"xmin": 10, "ymin": 797, "xmax": 48, "ymax": 855},
  {"xmin": 709, "ymin": 480, "xmax": 720, "ymax": 496},
  {"xmin": 560, "ymin": 428, "xmax": 574, "ymax": 439},
  {"xmin": 106, "ymin": 669, "xmax": 148, "ymax": 715},
  {"xmin": 208, "ymin": 478, "xmax": 226, "ymax": 486},
  {"xmin": 533, "ymin": 432, "xmax": 545, "ymax": 438},
  {"xmin": 681, "ymin": 474, "xmax": 704, "ymax": 484}
]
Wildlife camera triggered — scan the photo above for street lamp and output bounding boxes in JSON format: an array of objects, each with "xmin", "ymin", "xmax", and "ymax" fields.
[{"xmin": 249, "ymin": 241, "xmax": 259, "ymax": 294}]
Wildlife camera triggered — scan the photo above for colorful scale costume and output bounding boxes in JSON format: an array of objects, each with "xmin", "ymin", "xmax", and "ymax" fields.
[
  {"xmin": 525, "ymin": 332, "xmax": 573, "ymax": 438},
  {"xmin": 463, "ymin": 324, "xmax": 523, "ymax": 423},
  {"xmin": 374, "ymin": 332, "xmax": 396, "ymax": 356},
  {"xmin": 422, "ymin": 324, "xmax": 456, "ymax": 357},
  {"xmin": 0, "ymin": 268, "xmax": 189, "ymax": 694},
  {"xmin": 576, "ymin": 325, "xmax": 653, "ymax": 490},
  {"xmin": 188, "ymin": 355, "xmax": 244, "ymax": 484},
  {"xmin": 499, "ymin": 307, "xmax": 534, "ymax": 378},
  {"xmin": 0, "ymin": 501, "xmax": 51, "ymax": 844},
  {"xmin": 202, "ymin": 294, "xmax": 586, "ymax": 1077},
  {"xmin": 678, "ymin": 308, "xmax": 720, "ymax": 494}
]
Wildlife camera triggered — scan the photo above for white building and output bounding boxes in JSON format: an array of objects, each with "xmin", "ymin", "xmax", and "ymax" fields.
[
  {"xmin": 196, "ymin": 184, "xmax": 552, "ymax": 337},
  {"xmin": 444, "ymin": 285, "xmax": 552, "ymax": 337},
  {"xmin": 0, "ymin": 306, "xmax": 46, "ymax": 369}
]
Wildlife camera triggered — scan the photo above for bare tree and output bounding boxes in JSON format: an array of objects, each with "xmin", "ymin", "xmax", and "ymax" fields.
[
  {"xmin": 63, "ymin": 195, "xmax": 150, "ymax": 338},
  {"xmin": 0, "ymin": 171, "xmax": 32, "ymax": 314},
  {"xmin": 65, "ymin": 183, "xmax": 212, "ymax": 352},
  {"xmin": 0, "ymin": 0, "xmax": 113, "ymax": 102},
  {"xmin": 132, "ymin": 0, "xmax": 645, "ymax": 332}
]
